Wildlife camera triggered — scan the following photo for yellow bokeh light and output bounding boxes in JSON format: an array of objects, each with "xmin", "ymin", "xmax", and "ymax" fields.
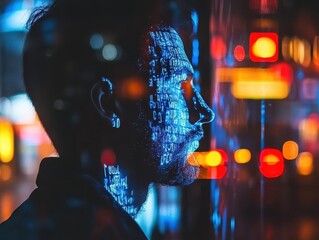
[
  {"xmin": 296, "ymin": 152, "xmax": 313, "ymax": 176},
  {"xmin": 252, "ymin": 37, "xmax": 276, "ymax": 58},
  {"xmin": 234, "ymin": 149, "xmax": 251, "ymax": 164},
  {"xmin": 215, "ymin": 67, "xmax": 291, "ymax": 99},
  {"xmin": 263, "ymin": 154, "xmax": 279, "ymax": 165},
  {"xmin": 0, "ymin": 119, "xmax": 14, "ymax": 163},
  {"xmin": 205, "ymin": 151, "xmax": 222, "ymax": 167},
  {"xmin": 282, "ymin": 141, "xmax": 299, "ymax": 160},
  {"xmin": 231, "ymin": 81, "xmax": 289, "ymax": 99}
]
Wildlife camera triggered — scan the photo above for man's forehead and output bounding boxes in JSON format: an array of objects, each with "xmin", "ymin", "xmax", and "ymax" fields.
[
  {"xmin": 149, "ymin": 26, "xmax": 183, "ymax": 48},
  {"xmin": 146, "ymin": 26, "xmax": 194, "ymax": 76}
]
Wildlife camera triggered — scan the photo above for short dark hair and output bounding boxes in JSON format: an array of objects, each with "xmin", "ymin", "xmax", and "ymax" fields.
[{"xmin": 23, "ymin": 0, "xmax": 155, "ymax": 155}]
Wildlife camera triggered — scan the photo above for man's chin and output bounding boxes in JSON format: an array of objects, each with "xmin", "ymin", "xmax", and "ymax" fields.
[{"xmin": 156, "ymin": 163, "xmax": 200, "ymax": 186}]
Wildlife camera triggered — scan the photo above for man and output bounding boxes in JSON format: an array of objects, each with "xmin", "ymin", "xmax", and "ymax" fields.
[{"xmin": 0, "ymin": 0, "xmax": 214, "ymax": 239}]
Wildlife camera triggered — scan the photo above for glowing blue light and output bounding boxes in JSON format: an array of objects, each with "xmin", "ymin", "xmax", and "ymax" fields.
[
  {"xmin": 297, "ymin": 69, "xmax": 304, "ymax": 80},
  {"xmin": 222, "ymin": 209, "xmax": 228, "ymax": 240},
  {"xmin": 225, "ymin": 54, "xmax": 235, "ymax": 67},
  {"xmin": 211, "ymin": 210, "xmax": 221, "ymax": 228},
  {"xmin": 191, "ymin": 11, "xmax": 199, "ymax": 33},
  {"xmin": 230, "ymin": 217, "xmax": 236, "ymax": 232},
  {"xmin": 1, "ymin": 10, "xmax": 31, "ymax": 32},
  {"xmin": 1, "ymin": 0, "xmax": 50, "ymax": 32},
  {"xmin": 90, "ymin": 34, "xmax": 104, "ymax": 49},
  {"xmin": 102, "ymin": 44, "xmax": 118, "ymax": 61},
  {"xmin": 194, "ymin": 69, "xmax": 200, "ymax": 81},
  {"xmin": 192, "ymin": 39, "xmax": 200, "ymax": 66}
]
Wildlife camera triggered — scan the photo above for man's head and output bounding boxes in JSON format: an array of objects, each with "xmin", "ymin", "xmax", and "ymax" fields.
[{"xmin": 23, "ymin": 0, "xmax": 213, "ymax": 185}]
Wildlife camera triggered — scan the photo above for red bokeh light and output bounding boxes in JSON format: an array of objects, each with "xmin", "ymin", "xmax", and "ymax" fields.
[
  {"xmin": 210, "ymin": 36, "xmax": 227, "ymax": 60},
  {"xmin": 100, "ymin": 149, "xmax": 116, "ymax": 166},
  {"xmin": 249, "ymin": 32, "xmax": 278, "ymax": 62},
  {"xmin": 234, "ymin": 45, "xmax": 245, "ymax": 62},
  {"xmin": 259, "ymin": 148, "xmax": 284, "ymax": 178}
]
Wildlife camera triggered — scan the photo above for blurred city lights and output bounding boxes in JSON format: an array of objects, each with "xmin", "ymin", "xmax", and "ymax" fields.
[
  {"xmin": 118, "ymin": 77, "xmax": 147, "ymax": 99},
  {"xmin": 233, "ymin": 45, "xmax": 245, "ymax": 62},
  {"xmin": 0, "ymin": 118, "xmax": 14, "ymax": 163},
  {"xmin": 259, "ymin": 148, "xmax": 284, "ymax": 178},
  {"xmin": 234, "ymin": 148, "xmax": 251, "ymax": 164},
  {"xmin": 210, "ymin": 36, "xmax": 227, "ymax": 60},
  {"xmin": 205, "ymin": 150, "xmax": 227, "ymax": 179},
  {"xmin": 0, "ymin": 192, "xmax": 13, "ymax": 223},
  {"xmin": 250, "ymin": 32, "xmax": 278, "ymax": 62},
  {"xmin": 90, "ymin": 33, "xmax": 104, "ymax": 49},
  {"xmin": 205, "ymin": 150, "xmax": 223, "ymax": 167},
  {"xmin": 283, "ymin": 36, "xmax": 312, "ymax": 66},
  {"xmin": 299, "ymin": 115, "xmax": 319, "ymax": 143},
  {"xmin": 300, "ymin": 78, "xmax": 319, "ymax": 100},
  {"xmin": 313, "ymin": 36, "xmax": 319, "ymax": 66},
  {"xmin": 101, "ymin": 148, "xmax": 116, "ymax": 166},
  {"xmin": 102, "ymin": 44, "xmax": 119, "ymax": 61},
  {"xmin": 282, "ymin": 141, "xmax": 299, "ymax": 160},
  {"xmin": 271, "ymin": 62, "xmax": 293, "ymax": 84},
  {"xmin": 296, "ymin": 152, "xmax": 313, "ymax": 176},
  {"xmin": 216, "ymin": 65, "xmax": 292, "ymax": 99},
  {"xmin": 8, "ymin": 94, "xmax": 36, "ymax": 124},
  {"xmin": 193, "ymin": 150, "xmax": 228, "ymax": 179},
  {"xmin": 249, "ymin": 0, "xmax": 278, "ymax": 13},
  {"xmin": 232, "ymin": 81, "xmax": 289, "ymax": 99},
  {"xmin": 1, "ymin": 9, "xmax": 31, "ymax": 32},
  {"xmin": 0, "ymin": 164, "xmax": 12, "ymax": 182},
  {"xmin": 216, "ymin": 65, "xmax": 292, "ymax": 84}
]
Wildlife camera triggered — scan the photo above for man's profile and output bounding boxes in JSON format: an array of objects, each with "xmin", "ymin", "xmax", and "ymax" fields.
[{"xmin": 0, "ymin": 0, "xmax": 214, "ymax": 239}]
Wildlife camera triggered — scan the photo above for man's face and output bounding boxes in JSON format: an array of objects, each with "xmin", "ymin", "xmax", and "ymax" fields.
[{"xmin": 139, "ymin": 26, "xmax": 214, "ymax": 185}]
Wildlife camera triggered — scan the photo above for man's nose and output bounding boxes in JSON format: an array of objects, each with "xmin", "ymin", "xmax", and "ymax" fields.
[{"xmin": 193, "ymin": 89, "xmax": 214, "ymax": 124}]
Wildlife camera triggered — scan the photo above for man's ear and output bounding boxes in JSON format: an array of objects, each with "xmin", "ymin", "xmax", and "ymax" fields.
[{"xmin": 91, "ymin": 77, "xmax": 120, "ymax": 128}]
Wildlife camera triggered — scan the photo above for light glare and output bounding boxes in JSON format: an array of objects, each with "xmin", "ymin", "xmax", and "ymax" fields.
[
  {"xmin": 282, "ymin": 141, "xmax": 299, "ymax": 160},
  {"xmin": 234, "ymin": 149, "xmax": 251, "ymax": 164}
]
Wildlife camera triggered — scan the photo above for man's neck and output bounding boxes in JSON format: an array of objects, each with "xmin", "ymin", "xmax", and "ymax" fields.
[{"xmin": 103, "ymin": 164, "xmax": 145, "ymax": 217}]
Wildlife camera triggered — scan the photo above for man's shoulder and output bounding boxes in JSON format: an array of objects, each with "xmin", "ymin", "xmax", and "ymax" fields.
[{"xmin": 0, "ymin": 183, "xmax": 147, "ymax": 240}]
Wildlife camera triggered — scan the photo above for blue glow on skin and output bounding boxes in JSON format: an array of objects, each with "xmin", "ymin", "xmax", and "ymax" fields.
[
  {"xmin": 147, "ymin": 26, "xmax": 214, "ymax": 171},
  {"xmin": 104, "ymin": 26, "xmax": 214, "ymax": 216},
  {"xmin": 104, "ymin": 165, "xmax": 137, "ymax": 216}
]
